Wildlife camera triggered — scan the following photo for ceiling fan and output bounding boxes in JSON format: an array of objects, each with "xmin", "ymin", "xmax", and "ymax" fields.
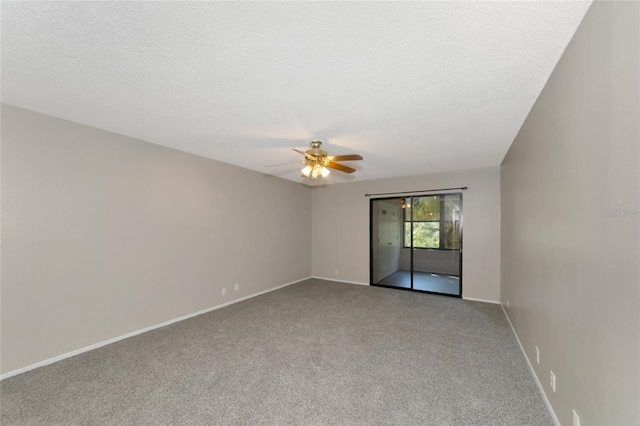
[{"xmin": 268, "ymin": 141, "xmax": 363, "ymax": 179}]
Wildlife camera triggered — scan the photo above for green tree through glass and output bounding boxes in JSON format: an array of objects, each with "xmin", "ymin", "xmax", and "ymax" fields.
[{"xmin": 404, "ymin": 195, "xmax": 460, "ymax": 249}]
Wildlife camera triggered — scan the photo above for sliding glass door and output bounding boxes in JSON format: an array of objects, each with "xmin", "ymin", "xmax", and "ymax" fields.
[{"xmin": 370, "ymin": 193, "xmax": 462, "ymax": 297}]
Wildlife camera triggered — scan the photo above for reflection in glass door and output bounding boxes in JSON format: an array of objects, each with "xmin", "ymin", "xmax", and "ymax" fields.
[
  {"xmin": 370, "ymin": 193, "xmax": 462, "ymax": 297},
  {"xmin": 371, "ymin": 199, "xmax": 403, "ymax": 284}
]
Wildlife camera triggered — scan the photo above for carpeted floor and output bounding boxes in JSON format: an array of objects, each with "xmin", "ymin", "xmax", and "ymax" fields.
[{"xmin": 1, "ymin": 279, "xmax": 552, "ymax": 425}]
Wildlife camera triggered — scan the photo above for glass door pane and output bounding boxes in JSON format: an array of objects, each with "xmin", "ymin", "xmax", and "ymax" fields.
[
  {"xmin": 409, "ymin": 194, "xmax": 461, "ymax": 296},
  {"xmin": 371, "ymin": 198, "xmax": 406, "ymax": 288}
]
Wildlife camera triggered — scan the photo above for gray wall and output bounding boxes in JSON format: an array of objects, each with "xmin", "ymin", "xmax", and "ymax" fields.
[
  {"xmin": 311, "ymin": 166, "xmax": 500, "ymax": 301},
  {"xmin": 501, "ymin": 2, "xmax": 639, "ymax": 425},
  {"xmin": 1, "ymin": 104, "xmax": 312, "ymax": 374}
]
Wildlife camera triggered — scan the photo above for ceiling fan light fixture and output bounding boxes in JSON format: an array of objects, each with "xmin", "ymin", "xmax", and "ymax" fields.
[
  {"xmin": 301, "ymin": 164, "xmax": 313, "ymax": 177},
  {"xmin": 301, "ymin": 162, "xmax": 330, "ymax": 179}
]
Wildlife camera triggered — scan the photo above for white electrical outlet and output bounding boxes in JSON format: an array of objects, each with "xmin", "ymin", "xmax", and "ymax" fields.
[
  {"xmin": 234, "ymin": 283, "xmax": 239, "ymax": 292},
  {"xmin": 507, "ymin": 299, "xmax": 510, "ymax": 309},
  {"xmin": 222, "ymin": 287, "xmax": 227, "ymax": 296},
  {"xmin": 335, "ymin": 268, "xmax": 339, "ymax": 275},
  {"xmin": 535, "ymin": 346, "xmax": 540, "ymax": 364},
  {"xmin": 550, "ymin": 371, "xmax": 556, "ymax": 392},
  {"xmin": 572, "ymin": 409, "xmax": 580, "ymax": 426}
]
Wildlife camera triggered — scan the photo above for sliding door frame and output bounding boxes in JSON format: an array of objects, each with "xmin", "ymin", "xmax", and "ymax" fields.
[{"xmin": 369, "ymin": 193, "xmax": 463, "ymax": 298}]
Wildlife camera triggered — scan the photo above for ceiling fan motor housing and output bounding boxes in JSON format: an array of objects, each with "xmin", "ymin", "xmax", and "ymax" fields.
[{"xmin": 306, "ymin": 141, "xmax": 328, "ymax": 160}]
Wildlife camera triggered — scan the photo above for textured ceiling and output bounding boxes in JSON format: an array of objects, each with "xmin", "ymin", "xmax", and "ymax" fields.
[{"xmin": 1, "ymin": 1, "xmax": 591, "ymax": 185}]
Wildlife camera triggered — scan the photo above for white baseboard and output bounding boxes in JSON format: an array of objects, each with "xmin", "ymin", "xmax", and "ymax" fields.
[
  {"xmin": 463, "ymin": 296, "xmax": 500, "ymax": 304},
  {"xmin": 311, "ymin": 276, "xmax": 369, "ymax": 286},
  {"xmin": 0, "ymin": 276, "xmax": 312, "ymax": 381},
  {"xmin": 501, "ymin": 304, "xmax": 560, "ymax": 426}
]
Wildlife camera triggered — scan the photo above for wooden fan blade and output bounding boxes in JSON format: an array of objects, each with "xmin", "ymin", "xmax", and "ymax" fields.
[
  {"xmin": 328, "ymin": 154, "xmax": 363, "ymax": 162},
  {"xmin": 264, "ymin": 161, "xmax": 306, "ymax": 168},
  {"xmin": 326, "ymin": 161, "xmax": 356, "ymax": 174}
]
